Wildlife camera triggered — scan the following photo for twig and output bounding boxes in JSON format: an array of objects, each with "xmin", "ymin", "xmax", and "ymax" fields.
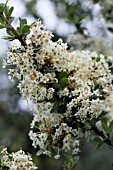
[
  {"xmin": 91, "ymin": 122, "xmax": 112, "ymax": 146},
  {"xmin": 10, "ymin": 26, "xmax": 26, "ymax": 47},
  {"xmin": 4, "ymin": 15, "xmax": 26, "ymax": 47}
]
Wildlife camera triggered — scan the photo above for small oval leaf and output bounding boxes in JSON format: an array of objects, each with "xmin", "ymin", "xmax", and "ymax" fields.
[
  {"xmin": 36, "ymin": 149, "xmax": 44, "ymax": 156},
  {"xmin": 58, "ymin": 71, "xmax": 68, "ymax": 80},
  {"xmin": 22, "ymin": 25, "xmax": 30, "ymax": 33},
  {"xmin": 59, "ymin": 77, "xmax": 68, "ymax": 87},
  {"xmin": 91, "ymin": 135, "xmax": 103, "ymax": 143}
]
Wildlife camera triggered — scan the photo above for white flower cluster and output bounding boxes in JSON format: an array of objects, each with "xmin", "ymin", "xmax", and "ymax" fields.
[
  {"xmin": 3, "ymin": 20, "xmax": 113, "ymax": 158},
  {"xmin": 29, "ymin": 102, "xmax": 79, "ymax": 158},
  {"xmin": 66, "ymin": 51, "xmax": 113, "ymax": 120},
  {"xmin": 1, "ymin": 148, "xmax": 37, "ymax": 170}
]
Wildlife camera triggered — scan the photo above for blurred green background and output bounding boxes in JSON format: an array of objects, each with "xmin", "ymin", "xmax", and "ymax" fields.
[{"xmin": 0, "ymin": 0, "xmax": 113, "ymax": 169}]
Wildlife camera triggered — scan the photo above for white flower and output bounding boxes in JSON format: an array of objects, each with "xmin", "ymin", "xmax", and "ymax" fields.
[{"xmin": 1, "ymin": 148, "xmax": 37, "ymax": 170}]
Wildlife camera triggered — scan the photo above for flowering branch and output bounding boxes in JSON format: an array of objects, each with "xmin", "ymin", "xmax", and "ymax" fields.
[
  {"xmin": 4, "ymin": 16, "xmax": 26, "ymax": 46},
  {"xmin": 0, "ymin": 2, "xmax": 30, "ymax": 46},
  {"xmin": 1, "ymin": 1, "xmax": 113, "ymax": 170}
]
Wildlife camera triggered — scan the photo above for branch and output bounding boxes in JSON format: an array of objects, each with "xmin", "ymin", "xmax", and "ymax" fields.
[
  {"xmin": 91, "ymin": 122, "xmax": 112, "ymax": 146},
  {"xmin": 10, "ymin": 26, "xmax": 26, "ymax": 47},
  {"xmin": 4, "ymin": 16, "xmax": 26, "ymax": 47}
]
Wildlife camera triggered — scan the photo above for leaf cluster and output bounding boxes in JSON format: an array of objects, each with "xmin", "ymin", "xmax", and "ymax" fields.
[
  {"xmin": 63, "ymin": 155, "xmax": 79, "ymax": 170},
  {"xmin": 50, "ymin": 71, "xmax": 68, "ymax": 113},
  {"xmin": 0, "ymin": 2, "xmax": 30, "ymax": 44}
]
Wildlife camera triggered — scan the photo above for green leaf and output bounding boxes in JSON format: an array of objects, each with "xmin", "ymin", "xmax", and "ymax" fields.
[
  {"xmin": 30, "ymin": 21, "xmax": 36, "ymax": 27},
  {"xmin": 94, "ymin": 142, "xmax": 103, "ymax": 150},
  {"xmin": 84, "ymin": 121, "xmax": 91, "ymax": 129},
  {"xmin": 94, "ymin": 84, "xmax": 103, "ymax": 91},
  {"xmin": 58, "ymin": 71, "xmax": 68, "ymax": 81},
  {"xmin": 95, "ymin": 111, "xmax": 107, "ymax": 122},
  {"xmin": 8, "ymin": 17, "xmax": 15, "ymax": 24},
  {"xmin": 45, "ymin": 67, "xmax": 56, "ymax": 73},
  {"xmin": 2, "ymin": 36, "xmax": 15, "ymax": 41},
  {"xmin": 22, "ymin": 24, "xmax": 30, "ymax": 33},
  {"xmin": 8, "ymin": 6, "xmax": 14, "ymax": 17},
  {"xmin": 101, "ymin": 117, "xmax": 107, "ymax": 125},
  {"xmin": 19, "ymin": 18, "xmax": 27, "ymax": 28},
  {"xmin": 0, "ymin": 25, "xmax": 5, "ymax": 29},
  {"xmin": 110, "ymin": 135, "xmax": 113, "ymax": 145},
  {"xmin": 101, "ymin": 122, "xmax": 108, "ymax": 133},
  {"xmin": 0, "ymin": 15, "xmax": 4, "ymax": 24},
  {"xmin": 104, "ymin": 55, "xmax": 108, "ymax": 60},
  {"xmin": 53, "ymin": 83, "xmax": 60, "ymax": 89},
  {"xmin": 64, "ymin": 155, "xmax": 79, "ymax": 170},
  {"xmin": 96, "ymin": 57, "xmax": 100, "ymax": 62},
  {"xmin": 91, "ymin": 135, "xmax": 103, "ymax": 143},
  {"xmin": 109, "ymin": 121, "xmax": 113, "ymax": 133},
  {"xmin": 15, "ymin": 49, "xmax": 23, "ymax": 53},
  {"xmin": 0, "ymin": 146, "xmax": 4, "ymax": 152},
  {"xmin": 0, "ymin": 3, "xmax": 4, "ymax": 13},
  {"xmin": 4, "ymin": 5, "xmax": 10, "ymax": 17},
  {"xmin": 34, "ymin": 45, "xmax": 41, "ymax": 52},
  {"xmin": 51, "ymin": 101, "xmax": 59, "ymax": 113},
  {"xmin": 23, "ymin": 31, "xmax": 30, "ymax": 36},
  {"xmin": 59, "ymin": 77, "xmax": 68, "ymax": 87},
  {"xmin": 17, "ymin": 26, "xmax": 22, "ymax": 33},
  {"xmin": 36, "ymin": 149, "xmax": 44, "ymax": 156},
  {"xmin": 6, "ymin": 29, "xmax": 14, "ymax": 36}
]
